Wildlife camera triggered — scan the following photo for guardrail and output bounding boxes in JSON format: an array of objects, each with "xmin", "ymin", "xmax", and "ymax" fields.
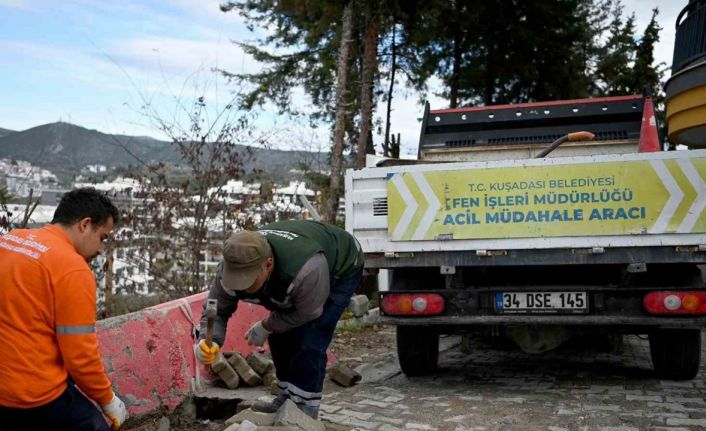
[{"xmin": 672, "ymin": 0, "xmax": 706, "ymax": 73}]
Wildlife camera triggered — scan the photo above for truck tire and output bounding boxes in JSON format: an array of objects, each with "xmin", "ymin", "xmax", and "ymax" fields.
[
  {"xmin": 397, "ymin": 326, "xmax": 439, "ymax": 376},
  {"xmin": 649, "ymin": 329, "xmax": 701, "ymax": 380}
]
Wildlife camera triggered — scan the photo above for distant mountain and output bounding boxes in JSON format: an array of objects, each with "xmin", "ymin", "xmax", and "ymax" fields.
[
  {"xmin": 0, "ymin": 122, "xmax": 328, "ymax": 183},
  {"xmin": 0, "ymin": 127, "xmax": 14, "ymax": 138}
]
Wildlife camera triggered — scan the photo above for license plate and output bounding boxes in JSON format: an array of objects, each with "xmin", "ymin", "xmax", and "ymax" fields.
[{"xmin": 495, "ymin": 292, "xmax": 588, "ymax": 314}]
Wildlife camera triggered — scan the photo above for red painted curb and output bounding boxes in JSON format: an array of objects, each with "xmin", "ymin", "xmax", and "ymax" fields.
[{"xmin": 97, "ymin": 292, "xmax": 268, "ymax": 415}]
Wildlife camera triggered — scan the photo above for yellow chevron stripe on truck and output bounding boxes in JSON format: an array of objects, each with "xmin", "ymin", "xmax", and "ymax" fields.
[{"xmin": 387, "ymin": 157, "xmax": 706, "ymax": 241}]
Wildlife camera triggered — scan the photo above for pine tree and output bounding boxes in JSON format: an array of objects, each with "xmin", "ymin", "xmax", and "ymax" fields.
[{"xmin": 631, "ymin": 8, "xmax": 663, "ymax": 97}]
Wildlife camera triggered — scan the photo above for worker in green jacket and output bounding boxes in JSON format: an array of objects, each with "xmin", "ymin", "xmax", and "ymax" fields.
[{"xmin": 195, "ymin": 220, "xmax": 364, "ymax": 418}]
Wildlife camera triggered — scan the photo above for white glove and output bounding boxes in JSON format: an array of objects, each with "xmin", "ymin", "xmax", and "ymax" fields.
[
  {"xmin": 101, "ymin": 392, "xmax": 127, "ymax": 430},
  {"xmin": 245, "ymin": 320, "xmax": 271, "ymax": 346}
]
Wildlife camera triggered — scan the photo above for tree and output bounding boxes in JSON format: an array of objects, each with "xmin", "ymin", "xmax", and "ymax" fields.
[
  {"xmin": 0, "ymin": 186, "xmax": 41, "ymax": 234},
  {"xmin": 382, "ymin": 22, "xmax": 398, "ymax": 157},
  {"xmin": 0, "ymin": 186, "xmax": 12, "ymax": 234},
  {"xmin": 593, "ymin": 2, "xmax": 637, "ymax": 96},
  {"xmin": 631, "ymin": 7, "xmax": 664, "ymax": 98},
  {"xmin": 219, "ymin": 1, "xmax": 347, "ymax": 122},
  {"xmin": 631, "ymin": 8, "xmax": 667, "ymax": 147},
  {"xmin": 324, "ymin": 1, "xmax": 355, "ymax": 223},
  {"xmin": 356, "ymin": 0, "xmax": 379, "ymax": 168},
  {"xmin": 106, "ymin": 91, "xmax": 260, "ymax": 302},
  {"xmin": 219, "ymin": 0, "xmax": 435, "ymax": 216},
  {"xmin": 438, "ymin": 0, "xmax": 596, "ymax": 105}
]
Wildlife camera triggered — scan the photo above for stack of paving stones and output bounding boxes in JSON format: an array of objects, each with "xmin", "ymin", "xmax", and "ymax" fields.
[{"xmin": 212, "ymin": 351, "xmax": 277, "ymax": 391}]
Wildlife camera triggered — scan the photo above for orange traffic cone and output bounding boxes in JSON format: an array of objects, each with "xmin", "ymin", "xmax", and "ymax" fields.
[{"xmin": 638, "ymin": 97, "xmax": 661, "ymax": 152}]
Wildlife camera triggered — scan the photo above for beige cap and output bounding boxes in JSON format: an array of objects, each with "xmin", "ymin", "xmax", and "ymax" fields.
[{"xmin": 221, "ymin": 230, "xmax": 272, "ymax": 291}]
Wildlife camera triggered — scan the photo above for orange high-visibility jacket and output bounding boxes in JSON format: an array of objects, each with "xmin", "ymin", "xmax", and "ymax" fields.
[{"xmin": 0, "ymin": 224, "xmax": 113, "ymax": 408}]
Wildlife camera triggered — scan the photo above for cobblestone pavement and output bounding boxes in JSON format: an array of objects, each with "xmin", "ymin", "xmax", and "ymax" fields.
[{"xmin": 321, "ymin": 330, "xmax": 706, "ymax": 431}]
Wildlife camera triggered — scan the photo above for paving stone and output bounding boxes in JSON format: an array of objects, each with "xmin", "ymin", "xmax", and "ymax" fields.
[
  {"xmin": 352, "ymin": 391, "xmax": 385, "ymax": 401},
  {"xmin": 236, "ymin": 420, "xmax": 257, "ymax": 431},
  {"xmin": 357, "ymin": 399, "xmax": 390, "ymax": 408},
  {"xmin": 405, "ymin": 423, "xmax": 435, "ymax": 430},
  {"xmin": 236, "ymin": 401, "xmax": 253, "ymax": 414},
  {"xmin": 274, "ymin": 400, "xmax": 325, "ymax": 431},
  {"xmin": 348, "ymin": 294, "xmax": 369, "ymax": 317},
  {"xmin": 494, "ymin": 397, "xmax": 525, "ymax": 403},
  {"xmin": 381, "ymin": 395, "xmax": 405, "ymax": 403},
  {"xmin": 338, "ymin": 409, "xmax": 374, "ymax": 420},
  {"xmin": 224, "ymin": 409, "xmax": 276, "ymax": 426},
  {"xmin": 157, "ymin": 416, "xmax": 169, "ymax": 431},
  {"xmin": 329, "ymin": 363, "xmax": 362, "ymax": 387},
  {"xmin": 647, "ymin": 402, "xmax": 702, "ymax": 413},
  {"xmin": 227, "ymin": 352, "xmax": 263, "ymax": 387},
  {"xmin": 652, "ymin": 428, "xmax": 691, "ymax": 431},
  {"xmin": 583, "ymin": 405, "xmax": 621, "ymax": 412},
  {"xmin": 626, "ymin": 395, "xmax": 662, "ymax": 402},
  {"xmin": 596, "ymin": 427, "xmax": 639, "ymax": 431},
  {"xmin": 376, "ymin": 416, "xmax": 405, "ymax": 426},
  {"xmin": 443, "ymin": 414, "xmax": 474, "ymax": 423},
  {"xmin": 319, "ymin": 412, "xmax": 347, "ymax": 423},
  {"xmin": 263, "ymin": 371, "xmax": 277, "ymax": 388},
  {"xmin": 322, "ymin": 422, "xmax": 355, "ymax": 431},
  {"xmin": 246, "ymin": 351, "xmax": 274, "ymax": 376},
  {"xmin": 211, "ymin": 354, "xmax": 240, "ymax": 389},
  {"xmin": 319, "ymin": 403, "xmax": 342, "ymax": 414},
  {"xmin": 666, "ymin": 418, "xmax": 706, "ymax": 427},
  {"xmin": 247, "ymin": 428, "xmax": 298, "ymax": 431},
  {"xmin": 664, "ymin": 396, "xmax": 706, "ymax": 404},
  {"xmin": 422, "ymin": 401, "xmax": 451, "ymax": 407},
  {"xmin": 659, "ymin": 381, "xmax": 695, "ymax": 388},
  {"xmin": 340, "ymin": 417, "xmax": 379, "ymax": 429}
]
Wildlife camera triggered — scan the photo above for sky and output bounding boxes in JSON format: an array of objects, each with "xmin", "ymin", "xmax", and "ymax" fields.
[{"xmin": 0, "ymin": 0, "xmax": 683, "ymax": 156}]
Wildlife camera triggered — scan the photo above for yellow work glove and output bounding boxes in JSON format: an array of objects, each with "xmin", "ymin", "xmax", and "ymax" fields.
[
  {"xmin": 101, "ymin": 392, "xmax": 127, "ymax": 431},
  {"xmin": 194, "ymin": 340, "xmax": 220, "ymax": 365}
]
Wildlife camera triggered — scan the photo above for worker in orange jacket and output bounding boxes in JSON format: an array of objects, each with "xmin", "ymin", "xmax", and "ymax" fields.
[{"xmin": 0, "ymin": 188, "xmax": 127, "ymax": 431}]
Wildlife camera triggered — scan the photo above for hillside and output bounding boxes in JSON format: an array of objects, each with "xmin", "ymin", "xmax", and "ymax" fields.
[
  {"xmin": 0, "ymin": 127, "xmax": 14, "ymax": 138},
  {"xmin": 0, "ymin": 122, "xmax": 328, "ymax": 182}
]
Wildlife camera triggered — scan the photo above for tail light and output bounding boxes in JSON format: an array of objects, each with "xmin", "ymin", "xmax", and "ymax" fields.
[
  {"xmin": 643, "ymin": 291, "xmax": 706, "ymax": 315},
  {"xmin": 381, "ymin": 293, "xmax": 445, "ymax": 316}
]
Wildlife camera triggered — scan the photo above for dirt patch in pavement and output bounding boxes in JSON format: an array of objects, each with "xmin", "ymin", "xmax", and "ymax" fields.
[{"xmin": 329, "ymin": 324, "xmax": 396, "ymax": 369}]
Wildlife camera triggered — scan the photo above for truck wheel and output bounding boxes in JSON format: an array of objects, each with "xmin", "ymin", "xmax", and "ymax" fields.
[
  {"xmin": 649, "ymin": 329, "xmax": 701, "ymax": 380},
  {"xmin": 397, "ymin": 326, "xmax": 439, "ymax": 376}
]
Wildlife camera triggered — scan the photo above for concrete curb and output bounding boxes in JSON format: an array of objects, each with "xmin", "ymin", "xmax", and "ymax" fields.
[{"xmin": 97, "ymin": 292, "xmax": 269, "ymax": 416}]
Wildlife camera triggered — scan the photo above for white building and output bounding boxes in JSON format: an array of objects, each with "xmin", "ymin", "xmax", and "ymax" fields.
[
  {"xmin": 73, "ymin": 176, "xmax": 142, "ymax": 195},
  {"xmin": 82, "ymin": 164, "xmax": 107, "ymax": 173},
  {"xmin": 207, "ymin": 180, "xmax": 261, "ymax": 206},
  {"xmin": 2, "ymin": 203, "xmax": 56, "ymax": 227},
  {"xmin": 1, "ymin": 159, "xmax": 59, "ymax": 198}
]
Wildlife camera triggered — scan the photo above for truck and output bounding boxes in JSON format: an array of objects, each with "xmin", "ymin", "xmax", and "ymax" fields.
[
  {"xmin": 345, "ymin": 93, "xmax": 706, "ymax": 380},
  {"xmin": 345, "ymin": 0, "xmax": 706, "ymax": 380}
]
